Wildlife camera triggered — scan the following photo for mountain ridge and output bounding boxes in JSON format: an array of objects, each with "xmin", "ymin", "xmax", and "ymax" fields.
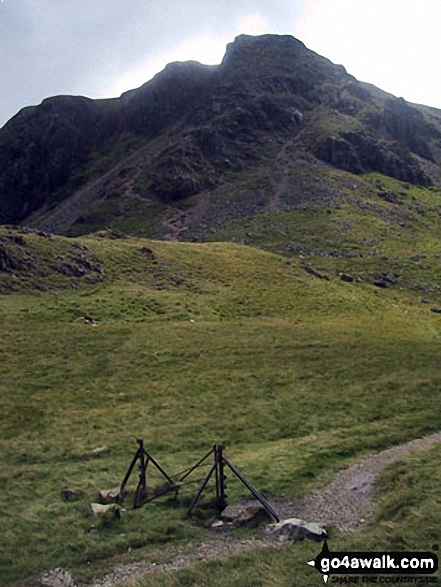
[{"xmin": 1, "ymin": 33, "xmax": 441, "ymax": 238}]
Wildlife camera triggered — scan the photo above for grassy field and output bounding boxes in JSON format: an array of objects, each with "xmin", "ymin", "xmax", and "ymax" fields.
[{"xmin": 1, "ymin": 227, "xmax": 440, "ymax": 585}]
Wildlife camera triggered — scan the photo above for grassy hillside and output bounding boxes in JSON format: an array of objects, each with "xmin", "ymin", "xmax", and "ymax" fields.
[{"xmin": 1, "ymin": 226, "xmax": 441, "ymax": 585}]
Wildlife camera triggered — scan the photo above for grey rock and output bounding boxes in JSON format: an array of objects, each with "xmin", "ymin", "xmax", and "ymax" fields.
[
  {"xmin": 430, "ymin": 308, "xmax": 441, "ymax": 314},
  {"xmin": 91, "ymin": 503, "xmax": 121, "ymax": 518},
  {"xmin": 339, "ymin": 272, "xmax": 354, "ymax": 282},
  {"xmin": 373, "ymin": 271, "xmax": 399, "ymax": 287},
  {"xmin": 373, "ymin": 280, "xmax": 388, "ymax": 289},
  {"xmin": 269, "ymin": 517, "xmax": 327, "ymax": 542},
  {"xmin": 91, "ymin": 446, "xmax": 108, "ymax": 456},
  {"xmin": 383, "ymin": 272, "xmax": 399, "ymax": 284},
  {"xmin": 61, "ymin": 488, "xmax": 81, "ymax": 502},
  {"xmin": 221, "ymin": 503, "xmax": 273, "ymax": 527},
  {"xmin": 211, "ymin": 519, "xmax": 234, "ymax": 531},
  {"xmin": 99, "ymin": 487, "xmax": 120, "ymax": 504}
]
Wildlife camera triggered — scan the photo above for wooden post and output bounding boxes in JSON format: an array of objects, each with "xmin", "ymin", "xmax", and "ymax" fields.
[
  {"xmin": 118, "ymin": 446, "xmax": 141, "ymax": 502},
  {"xmin": 134, "ymin": 438, "xmax": 149, "ymax": 508},
  {"xmin": 216, "ymin": 444, "xmax": 227, "ymax": 512},
  {"xmin": 138, "ymin": 438, "xmax": 147, "ymax": 492},
  {"xmin": 223, "ymin": 455, "xmax": 279, "ymax": 522},
  {"xmin": 185, "ymin": 463, "xmax": 217, "ymax": 518}
]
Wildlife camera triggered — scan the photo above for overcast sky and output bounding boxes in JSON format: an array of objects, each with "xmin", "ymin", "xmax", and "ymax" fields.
[{"xmin": 1, "ymin": 0, "xmax": 441, "ymax": 128}]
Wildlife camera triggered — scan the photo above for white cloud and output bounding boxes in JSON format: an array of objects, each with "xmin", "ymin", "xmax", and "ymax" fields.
[
  {"xmin": 103, "ymin": 34, "xmax": 228, "ymax": 98},
  {"xmin": 3, "ymin": 0, "xmax": 441, "ymax": 127},
  {"xmin": 236, "ymin": 13, "xmax": 272, "ymax": 36},
  {"xmin": 103, "ymin": 12, "xmax": 274, "ymax": 98},
  {"xmin": 294, "ymin": 0, "xmax": 441, "ymax": 107}
]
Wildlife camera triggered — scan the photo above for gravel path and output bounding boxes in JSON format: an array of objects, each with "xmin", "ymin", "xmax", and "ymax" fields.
[
  {"xmin": 40, "ymin": 432, "xmax": 441, "ymax": 587},
  {"xmin": 90, "ymin": 536, "xmax": 271, "ymax": 587},
  {"xmin": 275, "ymin": 432, "xmax": 441, "ymax": 533}
]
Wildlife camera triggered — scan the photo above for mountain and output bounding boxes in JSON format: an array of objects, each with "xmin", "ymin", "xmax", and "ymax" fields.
[
  {"xmin": 2, "ymin": 34, "xmax": 441, "ymax": 586},
  {"xmin": 1, "ymin": 33, "xmax": 441, "ymax": 243}
]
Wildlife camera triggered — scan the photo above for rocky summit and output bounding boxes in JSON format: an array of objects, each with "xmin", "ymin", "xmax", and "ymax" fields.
[{"xmin": 1, "ymin": 33, "xmax": 441, "ymax": 239}]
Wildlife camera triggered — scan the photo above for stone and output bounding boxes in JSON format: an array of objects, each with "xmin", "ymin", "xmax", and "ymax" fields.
[
  {"xmin": 90, "ymin": 503, "xmax": 121, "ymax": 518},
  {"xmin": 82, "ymin": 316, "xmax": 97, "ymax": 325},
  {"xmin": 91, "ymin": 503, "xmax": 113, "ymax": 515},
  {"xmin": 40, "ymin": 567, "xmax": 76, "ymax": 587},
  {"xmin": 373, "ymin": 280, "xmax": 388, "ymax": 289},
  {"xmin": 91, "ymin": 446, "xmax": 108, "ymax": 456},
  {"xmin": 99, "ymin": 487, "xmax": 120, "ymax": 504},
  {"xmin": 431, "ymin": 308, "xmax": 441, "ymax": 314},
  {"xmin": 314, "ymin": 135, "xmax": 364, "ymax": 174},
  {"xmin": 61, "ymin": 488, "xmax": 81, "ymax": 502},
  {"xmin": 221, "ymin": 503, "xmax": 273, "ymax": 527},
  {"xmin": 211, "ymin": 519, "xmax": 234, "ymax": 531},
  {"xmin": 339, "ymin": 272, "xmax": 354, "ymax": 282},
  {"xmin": 140, "ymin": 246, "xmax": 156, "ymax": 261},
  {"xmin": 269, "ymin": 518, "xmax": 327, "ymax": 542},
  {"xmin": 383, "ymin": 272, "xmax": 399, "ymax": 284},
  {"xmin": 373, "ymin": 271, "xmax": 399, "ymax": 287}
]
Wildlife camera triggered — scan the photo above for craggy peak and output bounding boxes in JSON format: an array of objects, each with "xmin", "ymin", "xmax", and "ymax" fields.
[{"xmin": 1, "ymin": 33, "xmax": 441, "ymax": 239}]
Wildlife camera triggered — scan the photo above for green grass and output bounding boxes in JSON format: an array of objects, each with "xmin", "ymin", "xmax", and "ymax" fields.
[
  {"xmin": 1, "ymin": 228, "xmax": 441, "ymax": 585},
  {"xmin": 65, "ymin": 193, "xmax": 168, "ymax": 239}
]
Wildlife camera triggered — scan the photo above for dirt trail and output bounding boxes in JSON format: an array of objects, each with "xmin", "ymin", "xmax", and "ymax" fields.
[{"xmin": 82, "ymin": 432, "xmax": 441, "ymax": 587}]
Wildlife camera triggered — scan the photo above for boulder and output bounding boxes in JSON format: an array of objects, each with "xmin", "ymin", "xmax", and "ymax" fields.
[
  {"xmin": 373, "ymin": 271, "xmax": 399, "ymax": 287},
  {"xmin": 90, "ymin": 503, "xmax": 121, "ymax": 518},
  {"xmin": 61, "ymin": 488, "xmax": 82, "ymax": 502},
  {"xmin": 378, "ymin": 190, "xmax": 398, "ymax": 204},
  {"xmin": 339, "ymin": 272, "xmax": 354, "ymax": 283},
  {"xmin": 211, "ymin": 519, "xmax": 234, "ymax": 531},
  {"xmin": 373, "ymin": 280, "xmax": 388, "ymax": 289},
  {"xmin": 91, "ymin": 446, "xmax": 108, "ymax": 456},
  {"xmin": 140, "ymin": 246, "xmax": 156, "ymax": 261},
  {"xmin": 383, "ymin": 272, "xmax": 399, "ymax": 284},
  {"xmin": 269, "ymin": 517, "xmax": 327, "ymax": 542},
  {"xmin": 99, "ymin": 487, "xmax": 120, "ymax": 504},
  {"xmin": 221, "ymin": 503, "xmax": 273, "ymax": 527}
]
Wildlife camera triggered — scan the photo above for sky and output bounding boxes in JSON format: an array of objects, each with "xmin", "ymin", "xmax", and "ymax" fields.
[{"xmin": 1, "ymin": 0, "xmax": 441, "ymax": 128}]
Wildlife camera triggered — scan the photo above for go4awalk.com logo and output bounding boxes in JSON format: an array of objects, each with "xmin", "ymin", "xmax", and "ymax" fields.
[{"xmin": 307, "ymin": 542, "xmax": 439, "ymax": 584}]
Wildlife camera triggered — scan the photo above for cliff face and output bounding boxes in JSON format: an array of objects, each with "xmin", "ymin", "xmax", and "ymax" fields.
[{"xmin": 1, "ymin": 34, "xmax": 441, "ymax": 230}]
